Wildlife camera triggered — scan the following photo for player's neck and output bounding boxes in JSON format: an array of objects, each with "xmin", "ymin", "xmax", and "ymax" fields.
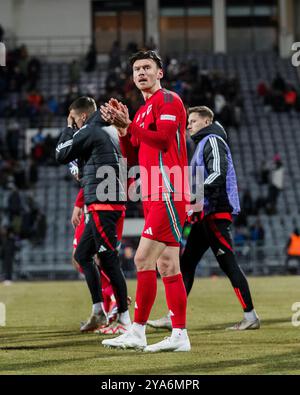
[{"xmin": 141, "ymin": 84, "xmax": 162, "ymax": 101}]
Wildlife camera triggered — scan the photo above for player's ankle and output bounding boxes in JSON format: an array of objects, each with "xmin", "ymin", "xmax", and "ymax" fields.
[
  {"xmin": 132, "ymin": 322, "xmax": 146, "ymax": 336},
  {"xmin": 244, "ymin": 309, "xmax": 258, "ymax": 321},
  {"xmin": 171, "ymin": 328, "xmax": 187, "ymax": 339},
  {"xmin": 119, "ymin": 310, "xmax": 131, "ymax": 325},
  {"xmin": 92, "ymin": 302, "xmax": 103, "ymax": 315}
]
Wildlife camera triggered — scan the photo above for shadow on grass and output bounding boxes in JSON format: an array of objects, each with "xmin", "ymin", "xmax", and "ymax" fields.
[
  {"xmin": 0, "ymin": 329, "xmax": 85, "ymax": 343},
  {"xmin": 193, "ymin": 317, "xmax": 291, "ymax": 331},
  {"xmin": 0, "ymin": 356, "xmax": 92, "ymax": 373},
  {"xmin": 0, "ymin": 337, "xmax": 98, "ymax": 351},
  {"xmin": 120, "ymin": 349, "xmax": 300, "ymax": 375},
  {"xmin": 146, "ymin": 317, "xmax": 291, "ymax": 334}
]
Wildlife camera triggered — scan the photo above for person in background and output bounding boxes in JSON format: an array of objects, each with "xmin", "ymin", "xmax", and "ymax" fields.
[{"xmin": 285, "ymin": 228, "xmax": 300, "ymax": 274}]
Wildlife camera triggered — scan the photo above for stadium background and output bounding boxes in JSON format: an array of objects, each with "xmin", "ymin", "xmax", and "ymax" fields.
[
  {"xmin": 1, "ymin": 0, "xmax": 300, "ymax": 376},
  {"xmin": 1, "ymin": 0, "xmax": 300, "ymax": 280}
]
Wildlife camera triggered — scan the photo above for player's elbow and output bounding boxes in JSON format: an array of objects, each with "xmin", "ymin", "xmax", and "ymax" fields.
[{"xmin": 55, "ymin": 150, "xmax": 68, "ymax": 164}]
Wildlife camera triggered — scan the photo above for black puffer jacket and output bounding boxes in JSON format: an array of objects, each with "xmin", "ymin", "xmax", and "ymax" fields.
[{"xmin": 56, "ymin": 111, "xmax": 126, "ymax": 205}]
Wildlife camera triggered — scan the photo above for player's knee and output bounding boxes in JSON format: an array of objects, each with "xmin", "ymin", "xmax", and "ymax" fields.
[
  {"xmin": 134, "ymin": 253, "xmax": 151, "ymax": 271},
  {"xmin": 158, "ymin": 256, "xmax": 176, "ymax": 277},
  {"xmin": 99, "ymin": 251, "xmax": 118, "ymax": 270},
  {"xmin": 74, "ymin": 249, "xmax": 87, "ymax": 268}
]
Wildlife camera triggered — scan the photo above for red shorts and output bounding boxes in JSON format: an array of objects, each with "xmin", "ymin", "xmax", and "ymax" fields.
[
  {"xmin": 73, "ymin": 214, "xmax": 85, "ymax": 249},
  {"xmin": 142, "ymin": 196, "xmax": 186, "ymax": 247}
]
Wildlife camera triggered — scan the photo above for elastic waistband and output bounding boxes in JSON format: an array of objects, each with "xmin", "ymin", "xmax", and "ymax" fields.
[
  {"xmin": 205, "ymin": 212, "xmax": 232, "ymax": 221},
  {"xmin": 87, "ymin": 203, "xmax": 126, "ymax": 212}
]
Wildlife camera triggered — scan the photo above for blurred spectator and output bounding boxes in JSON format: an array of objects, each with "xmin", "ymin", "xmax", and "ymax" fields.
[
  {"xmin": 27, "ymin": 56, "xmax": 41, "ymax": 91},
  {"xmin": 234, "ymin": 211, "xmax": 248, "ymax": 228},
  {"xmin": 84, "ymin": 44, "xmax": 97, "ymax": 72},
  {"xmin": 257, "ymin": 80, "xmax": 268, "ymax": 98},
  {"xmin": 32, "ymin": 127, "xmax": 45, "ymax": 146},
  {"xmin": 167, "ymin": 59, "xmax": 179, "ymax": 81},
  {"xmin": 69, "ymin": 59, "xmax": 81, "ymax": 85},
  {"xmin": 13, "ymin": 160, "xmax": 27, "ymax": 189},
  {"xmin": 241, "ymin": 189, "xmax": 254, "ymax": 216},
  {"xmin": 6, "ymin": 121, "xmax": 21, "ymax": 160},
  {"xmin": 285, "ymin": 228, "xmax": 300, "ymax": 274},
  {"xmin": 126, "ymin": 41, "xmax": 138, "ymax": 56},
  {"xmin": 1, "ymin": 225, "xmax": 16, "ymax": 284},
  {"xmin": 271, "ymin": 72, "xmax": 286, "ymax": 93},
  {"xmin": 266, "ymin": 154, "xmax": 284, "ymax": 214},
  {"xmin": 18, "ymin": 45, "xmax": 29, "ymax": 78},
  {"xmin": 109, "ymin": 41, "xmax": 121, "ymax": 69},
  {"xmin": 250, "ymin": 219, "xmax": 265, "ymax": 246},
  {"xmin": 284, "ymin": 85, "xmax": 297, "ymax": 111},
  {"xmin": 214, "ymin": 92, "xmax": 226, "ymax": 116},
  {"xmin": 30, "ymin": 208, "xmax": 47, "ymax": 245},
  {"xmin": 28, "ymin": 158, "xmax": 39, "ymax": 185},
  {"xmin": 43, "ymin": 133, "xmax": 58, "ymax": 165},
  {"xmin": 121, "ymin": 245, "xmax": 135, "ymax": 278},
  {"xmin": 234, "ymin": 226, "xmax": 248, "ymax": 247},
  {"xmin": 257, "ymin": 160, "xmax": 270, "ymax": 185},
  {"xmin": 46, "ymin": 95, "xmax": 59, "ymax": 115},
  {"xmin": 8, "ymin": 66, "xmax": 25, "ymax": 93},
  {"xmin": 31, "ymin": 128, "xmax": 45, "ymax": 163}
]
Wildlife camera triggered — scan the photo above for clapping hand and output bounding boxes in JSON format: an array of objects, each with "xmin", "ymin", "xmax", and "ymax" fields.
[{"xmin": 100, "ymin": 98, "xmax": 131, "ymax": 136}]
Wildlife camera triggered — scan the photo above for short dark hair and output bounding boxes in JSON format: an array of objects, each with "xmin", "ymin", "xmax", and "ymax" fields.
[
  {"xmin": 188, "ymin": 106, "xmax": 214, "ymax": 122},
  {"xmin": 130, "ymin": 50, "xmax": 163, "ymax": 69},
  {"xmin": 69, "ymin": 96, "xmax": 97, "ymax": 114}
]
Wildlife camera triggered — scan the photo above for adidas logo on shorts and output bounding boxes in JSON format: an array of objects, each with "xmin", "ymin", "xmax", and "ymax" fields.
[
  {"xmin": 216, "ymin": 248, "xmax": 225, "ymax": 256},
  {"xmin": 144, "ymin": 227, "xmax": 153, "ymax": 236}
]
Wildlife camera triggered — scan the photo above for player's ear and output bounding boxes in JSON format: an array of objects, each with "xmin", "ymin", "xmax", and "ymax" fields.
[{"xmin": 158, "ymin": 68, "xmax": 164, "ymax": 80}]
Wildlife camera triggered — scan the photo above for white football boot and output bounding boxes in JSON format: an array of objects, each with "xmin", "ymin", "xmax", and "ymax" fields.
[
  {"xmin": 147, "ymin": 313, "xmax": 172, "ymax": 331},
  {"xmin": 144, "ymin": 329, "xmax": 191, "ymax": 353},
  {"xmin": 102, "ymin": 324, "xmax": 147, "ymax": 350},
  {"xmin": 226, "ymin": 318, "xmax": 260, "ymax": 331}
]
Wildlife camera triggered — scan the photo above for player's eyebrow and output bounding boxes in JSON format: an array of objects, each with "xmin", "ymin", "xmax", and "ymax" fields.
[{"xmin": 134, "ymin": 63, "xmax": 151, "ymax": 71}]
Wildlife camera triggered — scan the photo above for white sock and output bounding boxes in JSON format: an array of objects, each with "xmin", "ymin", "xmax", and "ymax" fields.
[
  {"xmin": 119, "ymin": 310, "xmax": 131, "ymax": 325},
  {"xmin": 171, "ymin": 328, "xmax": 187, "ymax": 338},
  {"xmin": 92, "ymin": 302, "xmax": 103, "ymax": 315},
  {"xmin": 244, "ymin": 309, "xmax": 258, "ymax": 321},
  {"xmin": 132, "ymin": 322, "xmax": 146, "ymax": 336}
]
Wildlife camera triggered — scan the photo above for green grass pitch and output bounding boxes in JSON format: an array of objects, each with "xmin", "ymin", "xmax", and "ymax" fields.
[{"xmin": 1, "ymin": 276, "xmax": 300, "ymax": 375}]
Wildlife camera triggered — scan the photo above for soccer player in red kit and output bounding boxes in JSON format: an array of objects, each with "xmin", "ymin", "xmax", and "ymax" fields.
[{"xmin": 101, "ymin": 50, "xmax": 191, "ymax": 352}]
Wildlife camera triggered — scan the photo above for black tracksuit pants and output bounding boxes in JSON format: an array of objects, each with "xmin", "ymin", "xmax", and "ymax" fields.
[
  {"xmin": 74, "ymin": 210, "xmax": 128, "ymax": 313},
  {"xmin": 180, "ymin": 215, "xmax": 254, "ymax": 312}
]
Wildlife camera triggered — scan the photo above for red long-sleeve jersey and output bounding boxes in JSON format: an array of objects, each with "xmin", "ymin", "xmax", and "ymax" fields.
[
  {"xmin": 75, "ymin": 188, "xmax": 84, "ymax": 208},
  {"xmin": 119, "ymin": 89, "xmax": 189, "ymax": 202}
]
